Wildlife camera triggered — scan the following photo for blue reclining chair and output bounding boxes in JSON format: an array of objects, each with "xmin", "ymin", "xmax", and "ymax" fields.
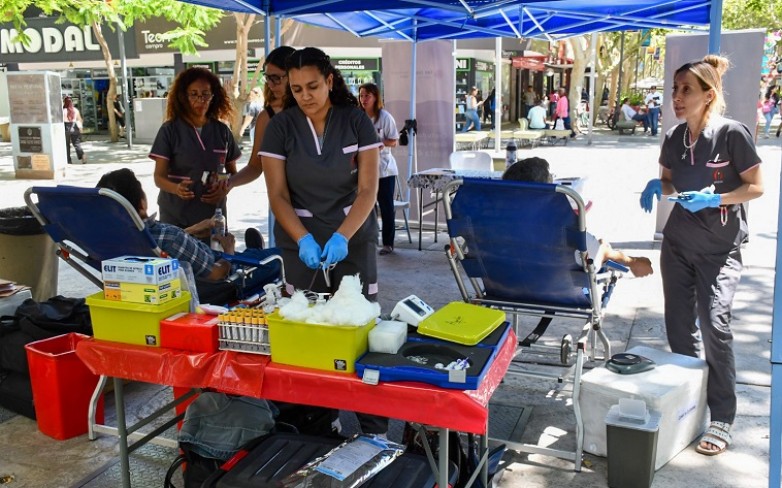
[
  {"xmin": 24, "ymin": 185, "xmax": 284, "ymax": 305},
  {"xmin": 443, "ymin": 177, "xmax": 626, "ymax": 472}
]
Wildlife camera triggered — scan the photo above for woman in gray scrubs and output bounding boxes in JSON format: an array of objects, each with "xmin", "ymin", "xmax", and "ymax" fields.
[
  {"xmin": 149, "ymin": 68, "xmax": 240, "ymax": 232},
  {"xmin": 261, "ymin": 47, "xmax": 385, "ymax": 436},
  {"xmin": 260, "ymin": 47, "xmax": 381, "ymax": 299},
  {"xmin": 640, "ymin": 55, "xmax": 764, "ymax": 456}
]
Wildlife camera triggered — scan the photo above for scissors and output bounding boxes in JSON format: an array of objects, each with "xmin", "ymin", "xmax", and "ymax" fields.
[{"xmin": 305, "ymin": 262, "xmax": 337, "ymax": 302}]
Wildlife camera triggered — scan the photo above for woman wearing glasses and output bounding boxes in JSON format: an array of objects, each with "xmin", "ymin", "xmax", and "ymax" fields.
[
  {"xmin": 149, "ymin": 67, "xmax": 240, "ymax": 234},
  {"xmin": 260, "ymin": 47, "xmax": 381, "ymax": 299},
  {"xmin": 230, "ymin": 46, "xmax": 296, "ymax": 190}
]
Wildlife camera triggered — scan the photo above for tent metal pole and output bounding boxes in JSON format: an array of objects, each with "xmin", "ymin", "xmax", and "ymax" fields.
[
  {"xmin": 615, "ymin": 31, "xmax": 625, "ymax": 114},
  {"xmin": 275, "ymin": 17, "xmax": 282, "ymax": 47},
  {"xmin": 117, "ymin": 23, "xmax": 132, "ymax": 149},
  {"xmin": 708, "ymin": 0, "xmax": 723, "ymax": 54},
  {"xmin": 406, "ymin": 20, "xmax": 418, "ymax": 204},
  {"xmin": 265, "ymin": 10, "xmax": 275, "ymax": 247},
  {"xmin": 587, "ymin": 32, "xmax": 597, "ymax": 146},
  {"xmin": 494, "ymin": 36, "xmax": 501, "ymax": 155}
]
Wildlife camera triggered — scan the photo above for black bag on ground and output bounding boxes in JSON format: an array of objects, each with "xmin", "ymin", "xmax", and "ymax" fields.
[
  {"xmin": 0, "ymin": 296, "xmax": 92, "ymax": 418},
  {"xmin": 14, "ymin": 296, "xmax": 92, "ymax": 340}
]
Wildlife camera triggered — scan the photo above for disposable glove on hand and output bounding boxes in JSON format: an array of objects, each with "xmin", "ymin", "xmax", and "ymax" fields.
[
  {"xmin": 321, "ymin": 232, "xmax": 349, "ymax": 267},
  {"xmin": 640, "ymin": 179, "xmax": 662, "ymax": 213},
  {"xmin": 668, "ymin": 189, "xmax": 721, "ymax": 213},
  {"xmin": 297, "ymin": 233, "xmax": 322, "ymax": 269}
]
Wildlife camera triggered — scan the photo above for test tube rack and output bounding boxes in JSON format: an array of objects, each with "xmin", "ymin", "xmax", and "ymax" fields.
[{"xmin": 217, "ymin": 308, "xmax": 271, "ymax": 355}]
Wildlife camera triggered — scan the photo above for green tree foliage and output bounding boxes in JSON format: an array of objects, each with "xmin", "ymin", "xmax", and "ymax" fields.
[
  {"xmin": 4, "ymin": 0, "xmax": 222, "ymax": 141},
  {"xmin": 722, "ymin": 0, "xmax": 782, "ymax": 30}
]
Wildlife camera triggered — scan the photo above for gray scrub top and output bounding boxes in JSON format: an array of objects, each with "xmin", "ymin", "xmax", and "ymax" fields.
[
  {"xmin": 659, "ymin": 116, "xmax": 761, "ymax": 252},
  {"xmin": 150, "ymin": 118, "xmax": 241, "ymax": 228},
  {"xmin": 260, "ymin": 105, "xmax": 381, "ymax": 248}
]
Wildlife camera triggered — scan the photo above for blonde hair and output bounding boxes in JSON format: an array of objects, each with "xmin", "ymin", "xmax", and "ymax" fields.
[{"xmin": 675, "ymin": 54, "xmax": 730, "ymax": 118}]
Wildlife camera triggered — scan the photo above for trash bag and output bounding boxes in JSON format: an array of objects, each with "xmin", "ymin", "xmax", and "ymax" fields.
[{"xmin": 0, "ymin": 207, "xmax": 44, "ymax": 236}]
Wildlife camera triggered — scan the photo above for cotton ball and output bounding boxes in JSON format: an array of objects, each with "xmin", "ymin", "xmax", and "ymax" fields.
[
  {"xmin": 319, "ymin": 274, "xmax": 380, "ymax": 326},
  {"xmin": 279, "ymin": 291, "xmax": 312, "ymax": 321}
]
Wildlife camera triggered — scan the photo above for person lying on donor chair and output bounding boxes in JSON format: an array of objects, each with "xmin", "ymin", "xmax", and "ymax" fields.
[
  {"xmin": 96, "ymin": 168, "xmax": 281, "ymax": 303},
  {"xmin": 503, "ymin": 158, "xmax": 653, "ymax": 278}
]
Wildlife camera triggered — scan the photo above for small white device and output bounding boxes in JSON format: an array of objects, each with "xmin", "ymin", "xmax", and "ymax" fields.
[{"xmin": 390, "ymin": 295, "xmax": 434, "ymax": 327}]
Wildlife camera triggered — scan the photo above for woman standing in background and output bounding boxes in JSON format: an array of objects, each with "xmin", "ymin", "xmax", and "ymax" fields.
[
  {"xmin": 229, "ymin": 46, "xmax": 296, "ymax": 190},
  {"xmin": 63, "ymin": 97, "xmax": 85, "ymax": 164},
  {"xmin": 359, "ymin": 82, "xmax": 399, "ymax": 255}
]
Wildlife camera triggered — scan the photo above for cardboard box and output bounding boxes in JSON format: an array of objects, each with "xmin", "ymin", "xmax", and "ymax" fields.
[
  {"xmin": 160, "ymin": 313, "xmax": 219, "ymax": 353},
  {"xmin": 580, "ymin": 346, "xmax": 708, "ymax": 470},
  {"xmin": 86, "ymin": 291, "xmax": 191, "ymax": 347},
  {"xmin": 104, "ymin": 279, "xmax": 181, "ymax": 305},
  {"xmin": 101, "ymin": 256, "xmax": 179, "ymax": 285}
]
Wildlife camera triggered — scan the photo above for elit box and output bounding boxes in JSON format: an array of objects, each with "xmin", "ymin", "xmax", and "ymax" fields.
[
  {"xmin": 101, "ymin": 256, "xmax": 179, "ymax": 285},
  {"xmin": 104, "ymin": 279, "xmax": 182, "ymax": 305}
]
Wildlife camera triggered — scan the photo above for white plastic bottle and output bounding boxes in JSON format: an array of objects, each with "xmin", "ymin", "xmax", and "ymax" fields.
[
  {"xmin": 505, "ymin": 141, "xmax": 517, "ymax": 170},
  {"xmin": 211, "ymin": 208, "xmax": 226, "ymax": 252}
]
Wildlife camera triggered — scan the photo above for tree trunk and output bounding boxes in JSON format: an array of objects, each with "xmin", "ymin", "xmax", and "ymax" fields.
[
  {"xmin": 91, "ymin": 21, "xmax": 118, "ymax": 142},
  {"xmin": 568, "ymin": 36, "xmax": 588, "ymax": 133}
]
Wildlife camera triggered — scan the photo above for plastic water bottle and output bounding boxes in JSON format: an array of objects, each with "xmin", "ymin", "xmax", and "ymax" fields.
[
  {"xmin": 505, "ymin": 141, "xmax": 517, "ymax": 170},
  {"xmin": 211, "ymin": 208, "xmax": 226, "ymax": 251}
]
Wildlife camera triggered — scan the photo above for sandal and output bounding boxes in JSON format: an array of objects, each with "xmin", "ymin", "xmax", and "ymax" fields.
[
  {"xmin": 378, "ymin": 246, "xmax": 393, "ymax": 255},
  {"xmin": 695, "ymin": 421, "xmax": 732, "ymax": 456}
]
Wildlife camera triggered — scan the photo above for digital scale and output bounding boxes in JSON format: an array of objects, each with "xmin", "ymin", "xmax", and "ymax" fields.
[
  {"xmin": 605, "ymin": 353, "xmax": 656, "ymax": 375},
  {"xmin": 390, "ymin": 295, "xmax": 434, "ymax": 327}
]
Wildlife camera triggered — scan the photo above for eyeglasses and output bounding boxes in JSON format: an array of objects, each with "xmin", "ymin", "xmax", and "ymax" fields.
[
  {"xmin": 264, "ymin": 73, "xmax": 287, "ymax": 85},
  {"xmin": 188, "ymin": 92, "xmax": 213, "ymax": 102}
]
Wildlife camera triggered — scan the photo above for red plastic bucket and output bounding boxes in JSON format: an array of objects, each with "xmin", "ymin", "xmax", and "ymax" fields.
[{"xmin": 25, "ymin": 333, "xmax": 104, "ymax": 440}]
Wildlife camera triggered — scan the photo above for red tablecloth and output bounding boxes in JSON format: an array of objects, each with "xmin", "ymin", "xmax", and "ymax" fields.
[{"xmin": 76, "ymin": 330, "xmax": 515, "ymax": 434}]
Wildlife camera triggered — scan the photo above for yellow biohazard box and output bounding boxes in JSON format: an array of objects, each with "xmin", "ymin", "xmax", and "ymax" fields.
[
  {"xmin": 267, "ymin": 312, "xmax": 374, "ymax": 373},
  {"xmin": 103, "ymin": 279, "xmax": 182, "ymax": 305},
  {"xmin": 86, "ymin": 291, "xmax": 191, "ymax": 347}
]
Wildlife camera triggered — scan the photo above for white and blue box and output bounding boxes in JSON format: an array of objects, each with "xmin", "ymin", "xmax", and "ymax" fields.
[{"xmin": 101, "ymin": 256, "xmax": 179, "ymax": 285}]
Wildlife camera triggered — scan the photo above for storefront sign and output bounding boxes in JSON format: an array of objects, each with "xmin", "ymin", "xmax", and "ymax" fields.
[
  {"xmin": 136, "ymin": 17, "xmax": 265, "ymax": 54},
  {"xmin": 456, "ymin": 58, "xmax": 471, "ymax": 71},
  {"xmin": 0, "ymin": 17, "xmax": 138, "ymax": 62},
  {"xmin": 474, "ymin": 60, "xmax": 494, "ymax": 72},
  {"xmin": 332, "ymin": 58, "xmax": 380, "ymax": 71},
  {"xmin": 18, "ymin": 126, "xmax": 43, "ymax": 153}
]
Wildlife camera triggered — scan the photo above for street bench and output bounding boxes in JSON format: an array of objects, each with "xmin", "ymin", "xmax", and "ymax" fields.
[
  {"xmin": 615, "ymin": 120, "xmax": 638, "ymax": 135},
  {"xmin": 544, "ymin": 129, "xmax": 571, "ymax": 145}
]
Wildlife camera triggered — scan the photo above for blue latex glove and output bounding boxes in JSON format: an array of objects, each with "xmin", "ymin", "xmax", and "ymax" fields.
[
  {"xmin": 668, "ymin": 189, "xmax": 721, "ymax": 213},
  {"xmin": 297, "ymin": 233, "xmax": 322, "ymax": 269},
  {"xmin": 640, "ymin": 179, "xmax": 662, "ymax": 213},
  {"xmin": 321, "ymin": 232, "xmax": 349, "ymax": 267}
]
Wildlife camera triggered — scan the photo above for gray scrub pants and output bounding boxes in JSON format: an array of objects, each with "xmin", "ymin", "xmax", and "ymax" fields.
[{"xmin": 660, "ymin": 238, "xmax": 743, "ymax": 424}]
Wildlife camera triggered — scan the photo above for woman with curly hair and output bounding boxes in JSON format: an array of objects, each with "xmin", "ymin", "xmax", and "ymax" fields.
[{"xmin": 149, "ymin": 67, "xmax": 239, "ymax": 233}]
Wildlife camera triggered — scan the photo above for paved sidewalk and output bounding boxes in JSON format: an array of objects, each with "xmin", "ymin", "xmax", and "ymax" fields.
[{"xmin": 0, "ymin": 131, "xmax": 779, "ymax": 487}]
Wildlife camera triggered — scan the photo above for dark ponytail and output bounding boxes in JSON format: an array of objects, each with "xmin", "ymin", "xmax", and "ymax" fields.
[{"xmin": 284, "ymin": 47, "xmax": 358, "ymax": 109}]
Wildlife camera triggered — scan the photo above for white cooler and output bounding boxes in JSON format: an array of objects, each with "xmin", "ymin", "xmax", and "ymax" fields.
[{"xmin": 580, "ymin": 346, "xmax": 708, "ymax": 470}]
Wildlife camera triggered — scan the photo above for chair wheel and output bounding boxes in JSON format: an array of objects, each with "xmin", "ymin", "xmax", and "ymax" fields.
[{"xmin": 560, "ymin": 334, "xmax": 573, "ymax": 365}]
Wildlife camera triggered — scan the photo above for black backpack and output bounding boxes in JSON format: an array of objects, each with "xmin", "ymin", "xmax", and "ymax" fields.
[{"xmin": 0, "ymin": 296, "xmax": 92, "ymax": 374}]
